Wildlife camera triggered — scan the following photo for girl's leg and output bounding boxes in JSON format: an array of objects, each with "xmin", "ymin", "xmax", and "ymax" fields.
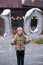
[
  {"xmin": 16, "ymin": 51, "xmax": 21, "ymax": 65},
  {"xmin": 20, "ymin": 50, "xmax": 25, "ymax": 65}
]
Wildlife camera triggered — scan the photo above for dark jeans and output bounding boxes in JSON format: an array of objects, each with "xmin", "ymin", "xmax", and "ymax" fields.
[{"xmin": 16, "ymin": 50, "xmax": 25, "ymax": 65}]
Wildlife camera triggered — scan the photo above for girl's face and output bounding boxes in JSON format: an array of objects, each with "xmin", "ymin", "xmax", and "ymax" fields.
[{"xmin": 17, "ymin": 30, "xmax": 23, "ymax": 36}]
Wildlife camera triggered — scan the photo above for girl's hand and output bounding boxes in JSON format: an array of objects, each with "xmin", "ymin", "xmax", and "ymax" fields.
[{"xmin": 29, "ymin": 38, "xmax": 33, "ymax": 42}]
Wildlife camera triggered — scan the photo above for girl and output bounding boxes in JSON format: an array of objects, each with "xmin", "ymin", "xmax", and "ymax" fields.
[{"xmin": 11, "ymin": 27, "xmax": 31, "ymax": 65}]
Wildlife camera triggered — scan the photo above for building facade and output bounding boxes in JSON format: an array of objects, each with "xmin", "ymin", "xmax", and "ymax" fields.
[
  {"xmin": 0, "ymin": 0, "xmax": 21, "ymax": 8},
  {"xmin": 0, "ymin": 0, "xmax": 43, "ymax": 36},
  {"xmin": 0, "ymin": 0, "xmax": 43, "ymax": 8}
]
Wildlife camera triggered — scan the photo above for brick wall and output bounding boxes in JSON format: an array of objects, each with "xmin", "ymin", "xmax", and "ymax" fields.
[{"xmin": 0, "ymin": 0, "xmax": 21, "ymax": 8}]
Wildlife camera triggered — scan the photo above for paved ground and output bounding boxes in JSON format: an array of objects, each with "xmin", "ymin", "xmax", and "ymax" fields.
[{"xmin": 0, "ymin": 39, "xmax": 43, "ymax": 65}]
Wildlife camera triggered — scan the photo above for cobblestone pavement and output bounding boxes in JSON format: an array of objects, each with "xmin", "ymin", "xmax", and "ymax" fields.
[{"xmin": 0, "ymin": 40, "xmax": 43, "ymax": 65}]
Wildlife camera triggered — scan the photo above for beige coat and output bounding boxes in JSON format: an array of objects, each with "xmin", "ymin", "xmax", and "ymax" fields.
[{"xmin": 11, "ymin": 33, "xmax": 29, "ymax": 51}]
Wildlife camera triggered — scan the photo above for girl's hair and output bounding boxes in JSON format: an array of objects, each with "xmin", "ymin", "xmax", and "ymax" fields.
[
  {"xmin": 16, "ymin": 27, "xmax": 23, "ymax": 32},
  {"xmin": 16, "ymin": 27, "xmax": 27, "ymax": 36}
]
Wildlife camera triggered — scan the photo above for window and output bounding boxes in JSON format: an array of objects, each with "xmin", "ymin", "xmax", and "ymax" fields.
[
  {"xmin": 31, "ymin": 16, "xmax": 37, "ymax": 27},
  {"xmin": 11, "ymin": 13, "xmax": 25, "ymax": 34},
  {"xmin": 30, "ymin": 16, "xmax": 38, "ymax": 31},
  {"xmin": 0, "ymin": 17, "xmax": 5, "ymax": 36}
]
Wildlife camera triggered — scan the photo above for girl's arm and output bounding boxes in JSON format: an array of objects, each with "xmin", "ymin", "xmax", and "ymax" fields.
[
  {"xmin": 11, "ymin": 35, "xmax": 17, "ymax": 45},
  {"xmin": 25, "ymin": 36, "xmax": 32, "ymax": 44}
]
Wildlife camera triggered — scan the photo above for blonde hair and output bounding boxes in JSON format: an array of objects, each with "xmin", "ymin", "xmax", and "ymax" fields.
[
  {"xmin": 15, "ymin": 27, "xmax": 26, "ymax": 43},
  {"xmin": 16, "ymin": 27, "xmax": 23, "ymax": 32}
]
